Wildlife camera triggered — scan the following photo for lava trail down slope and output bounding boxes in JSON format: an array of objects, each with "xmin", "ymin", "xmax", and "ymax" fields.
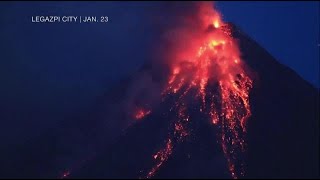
[{"xmin": 69, "ymin": 2, "xmax": 319, "ymax": 179}]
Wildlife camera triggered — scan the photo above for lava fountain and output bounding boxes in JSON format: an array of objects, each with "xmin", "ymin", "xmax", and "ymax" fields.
[{"xmin": 137, "ymin": 2, "xmax": 253, "ymax": 179}]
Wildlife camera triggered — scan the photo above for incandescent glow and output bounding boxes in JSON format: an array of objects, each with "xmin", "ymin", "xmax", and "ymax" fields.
[
  {"xmin": 144, "ymin": 107, "xmax": 189, "ymax": 179},
  {"xmin": 58, "ymin": 2, "xmax": 253, "ymax": 180},
  {"xmin": 135, "ymin": 109, "xmax": 151, "ymax": 120},
  {"xmin": 146, "ymin": 139, "xmax": 173, "ymax": 179},
  {"xmin": 213, "ymin": 20, "xmax": 220, "ymax": 28},
  {"xmin": 60, "ymin": 171, "xmax": 70, "ymax": 179},
  {"xmin": 140, "ymin": 2, "xmax": 253, "ymax": 179}
]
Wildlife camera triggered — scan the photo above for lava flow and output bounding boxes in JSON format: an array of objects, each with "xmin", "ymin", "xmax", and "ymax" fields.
[
  {"xmin": 139, "ymin": 2, "xmax": 253, "ymax": 179},
  {"xmin": 135, "ymin": 108, "xmax": 151, "ymax": 120},
  {"xmin": 144, "ymin": 107, "xmax": 190, "ymax": 179}
]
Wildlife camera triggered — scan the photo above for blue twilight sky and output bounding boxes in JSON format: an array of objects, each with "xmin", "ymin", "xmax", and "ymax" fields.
[
  {"xmin": 216, "ymin": 1, "xmax": 319, "ymax": 88},
  {"xmin": 0, "ymin": 2, "xmax": 318, "ymax": 144}
]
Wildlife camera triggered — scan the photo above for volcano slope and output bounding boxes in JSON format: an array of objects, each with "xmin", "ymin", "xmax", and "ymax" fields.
[{"xmin": 71, "ymin": 22, "xmax": 319, "ymax": 179}]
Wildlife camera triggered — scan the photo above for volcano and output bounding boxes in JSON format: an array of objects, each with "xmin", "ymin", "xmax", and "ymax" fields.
[
  {"xmin": 1, "ymin": 3, "xmax": 318, "ymax": 179},
  {"xmin": 65, "ymin": 20, "xmax": 319, "ymax": 179}
]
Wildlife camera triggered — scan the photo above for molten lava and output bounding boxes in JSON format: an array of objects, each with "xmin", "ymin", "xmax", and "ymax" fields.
[
  {"xmin": 60, "ymin": 171, "xmax": 70, "ymax": 179},
  {"xmin": 140, "ymin": 2, "xmax": 253, "ymax": 179},
  {"xmin": 135, "ymin": 109, "xmax": 151, "ymax": 120},
  {"xmin": 145, "ymin": 107, "xmax": 189, "ymax": 179},
  {"xmin": 56, "ymin": 2, "xmax": 254, "ymax": 180}
]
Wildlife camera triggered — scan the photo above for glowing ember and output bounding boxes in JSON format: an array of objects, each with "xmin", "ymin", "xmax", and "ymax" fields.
[
  {"xmin": 60, "ymin": 171, "xmax": 70, "ymax": 179},
  {"xmin": 135, "ymin": 109, "xmax": 151, "ymax": 120},
  {"xmin": 146, "ymin": 139, "xmax": 173, "ymax": 179},
  {"xmin": 213, "ymin": 20, "xmax": 220, "ymax": 28},
  {"xmin": 144, "ymin": 107, "xmax": 189, "ymax": 179}
]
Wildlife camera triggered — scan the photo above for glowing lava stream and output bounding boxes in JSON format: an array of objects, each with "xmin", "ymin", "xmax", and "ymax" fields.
[
  {"xmin": 136, "ymin": 3, "xmax": 253, "ymax": 179},
  {"xmin": 135, "ymin": 108, "xmax": 151, "ymax": 120}
]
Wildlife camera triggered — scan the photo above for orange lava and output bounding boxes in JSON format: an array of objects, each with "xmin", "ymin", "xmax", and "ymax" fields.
[
  {"xmin": 141, "ymin": 2, "xmax": 253, "ymax": 179},
  {"xmin": 135, "ymin": 109, "xmax": 151, "ymax": 120},
  {"xmin": 146, "ymin": 139, "xmax": 173, "ymax": 179},
  {"xmin": 144, "ymin": 107, "xmax": 189, "ymax": 179}
]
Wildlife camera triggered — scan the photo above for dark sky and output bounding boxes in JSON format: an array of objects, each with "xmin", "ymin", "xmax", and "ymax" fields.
[
  {"xmin": 216, "ymin": 1, "xmax": 319, "ymax": 88},
  {"xmin": 0, "ymin": 2, "xmax": 319, "ymax": 145}
]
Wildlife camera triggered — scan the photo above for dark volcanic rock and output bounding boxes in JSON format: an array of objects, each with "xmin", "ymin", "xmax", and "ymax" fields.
[{"xmin": 72, "ymin": 23, "xmax": 319, "ymax": 179}]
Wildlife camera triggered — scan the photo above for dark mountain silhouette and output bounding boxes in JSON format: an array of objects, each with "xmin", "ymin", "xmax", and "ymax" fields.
[
  {"xmin": 0, "ymin": 22, "xmax": 318, "ymax": 179},
  {"xmin": 69, "ymin": 22, "xmax": 319, "ymax": 179}
]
